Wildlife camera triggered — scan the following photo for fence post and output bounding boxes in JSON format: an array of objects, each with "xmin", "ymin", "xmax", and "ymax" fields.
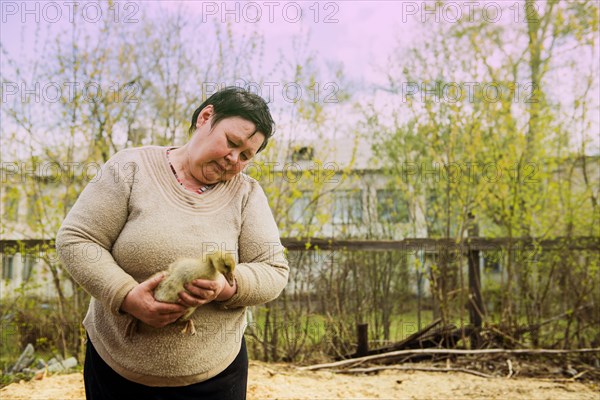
[
  {"xmin": 356, "ymin": 323, "xmax": 369, "ymax": 356},
  {"xmin": 468, "ymin": 214, "xmax": 484, "ymax": 348}
]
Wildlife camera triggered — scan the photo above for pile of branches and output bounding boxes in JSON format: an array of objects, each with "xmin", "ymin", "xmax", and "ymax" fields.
[
  {"xmin": 301, "ymin": 320, "xmax": 600, "ymax": 381},
  {"xmin": 301, "ymin": 347, "xmax": 600, "ymax": 381}
]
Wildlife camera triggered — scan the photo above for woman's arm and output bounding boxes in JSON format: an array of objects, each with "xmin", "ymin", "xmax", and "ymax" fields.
[
  {"xmin": 55, "ymin": 150, "xmax": 185, "ymax": 325},
  {"xmin": 55, "ymin": 150, "xmax": 139, "ymax": 315},
  {"xmin": 217, "ymin": 179, "xmax": 290, "ymax": 309}
]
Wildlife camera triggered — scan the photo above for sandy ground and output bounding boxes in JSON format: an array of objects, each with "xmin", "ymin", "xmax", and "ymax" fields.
[{"xmin": 1, "ymin": 361, "xmax": 597, "ymax": 399}]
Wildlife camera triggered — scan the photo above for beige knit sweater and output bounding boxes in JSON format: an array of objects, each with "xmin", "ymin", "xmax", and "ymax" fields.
[{"xmin": 55, "ymin": 146, "xmax": 289, "ymax": 386}]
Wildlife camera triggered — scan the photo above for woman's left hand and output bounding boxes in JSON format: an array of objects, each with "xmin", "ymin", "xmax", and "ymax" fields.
[{"xmin": 179, "ymin": 275, "xmax": 236, "ymax": 307}]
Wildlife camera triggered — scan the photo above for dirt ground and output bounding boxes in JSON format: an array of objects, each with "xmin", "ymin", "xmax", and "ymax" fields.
[{"xmin": 1, "ymin": 361, "xmax": 597, "ymax": 399}]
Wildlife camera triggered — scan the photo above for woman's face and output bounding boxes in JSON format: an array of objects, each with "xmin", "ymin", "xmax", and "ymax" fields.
[{"xmin": 187, "ymin": 106, "xmax": 265, "ymax": 185}]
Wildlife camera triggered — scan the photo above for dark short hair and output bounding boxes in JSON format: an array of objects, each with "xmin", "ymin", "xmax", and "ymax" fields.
[{"xmin": 189, "ymin": 86, "xmax": 275, "ymax": 153}]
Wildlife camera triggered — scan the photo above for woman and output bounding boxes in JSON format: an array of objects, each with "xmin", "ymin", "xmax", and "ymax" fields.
[{"xmin": 56, "ymin": 87, "xmax": 289, "ymax": 399}]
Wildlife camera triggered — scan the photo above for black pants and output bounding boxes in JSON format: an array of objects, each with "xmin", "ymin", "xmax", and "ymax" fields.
[{"xmin": 84, "ymin": 334, "xmax": 248, "ymax": 400}]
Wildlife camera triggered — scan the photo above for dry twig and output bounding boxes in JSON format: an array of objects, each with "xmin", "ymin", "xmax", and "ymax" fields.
[
  {"xmin": 299, "ymin": 348, "xmax": 600, "ymax": 371},
  {"xmin": 333, "ymin": 365, "xmax": 495, "ymax": 379},
  {"xmin": 506, "ymin": 359, "xmax": 514, "ymax": 378},
  {"xmin": 538, "ymin": 370, "xmax": 589, "ymax": 382}
]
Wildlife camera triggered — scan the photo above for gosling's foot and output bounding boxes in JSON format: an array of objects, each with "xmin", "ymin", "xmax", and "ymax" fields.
[{"xmin": 181, "ymin": 320, "xmax": 196, "ymax": 335}]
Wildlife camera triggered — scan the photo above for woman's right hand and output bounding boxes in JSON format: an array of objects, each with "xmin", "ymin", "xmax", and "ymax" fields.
[{"xmin": 120, "ymin": 273, "xmax": 187, "ymax": 328}]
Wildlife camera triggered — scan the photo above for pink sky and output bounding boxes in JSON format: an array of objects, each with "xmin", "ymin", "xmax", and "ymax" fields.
[
  {"xmin": 0, "ymin": 1, "xmax": 410, "ymax": 84},
  {"xmin": 1, "ymin": 1, "xmax": 598, "ymax": 151}
]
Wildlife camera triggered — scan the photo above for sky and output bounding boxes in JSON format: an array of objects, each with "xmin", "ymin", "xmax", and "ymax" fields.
[
  {"xmin": 0, "ymin": 1, "xmax": 407, "ymax": 85},
  {"xmin": 1, "ymin": 1, "xmax": 598, "ymax": 154},
  {"xmin": 146, "ymin": 1, "xmax": 408, "ymax": 85},
  {"xmin": 0, "ymin": 0, "xmax": 416, "ymax": 154}
]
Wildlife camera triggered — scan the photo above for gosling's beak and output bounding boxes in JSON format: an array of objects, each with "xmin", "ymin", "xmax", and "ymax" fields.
[{"xmin": 224, "ymin": 272, "xmax": 235, "ymax": 287}]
